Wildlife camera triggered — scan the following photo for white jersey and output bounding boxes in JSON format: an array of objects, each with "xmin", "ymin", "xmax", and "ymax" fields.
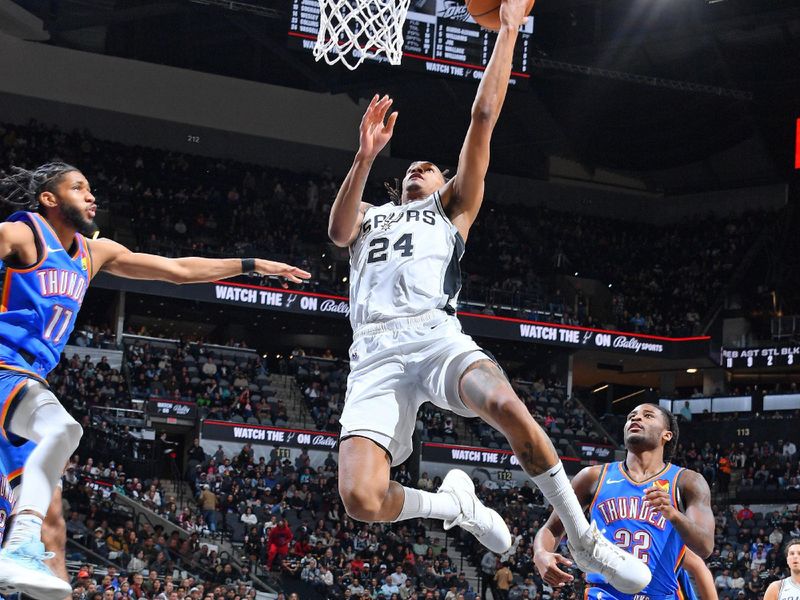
[
  {"xmin": 348, "ymin": 191, "xmax": 464, "ymax": 329},
  {"xmin": 777, "ymin": 578, "xmax": 800, "ymax": 600}
]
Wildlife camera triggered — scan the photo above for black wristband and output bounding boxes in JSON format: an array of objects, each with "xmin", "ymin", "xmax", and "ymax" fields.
[{"xmin": 241, "ymin": 258, "xmax": 256, "ymax": 274}]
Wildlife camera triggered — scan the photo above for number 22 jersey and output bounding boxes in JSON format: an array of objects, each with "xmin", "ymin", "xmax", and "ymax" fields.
[
  {"xmin": 0, "ymin": 211, "xmax": 92, "ymax": 380},
  {"xmin": 587, "ymin": 461, "xmax": 687, "ymax": 597}
]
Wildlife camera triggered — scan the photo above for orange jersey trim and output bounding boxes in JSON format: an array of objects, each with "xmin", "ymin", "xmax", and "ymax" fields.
[
  {"xmin": 0, "ymin": 270, "xmax": 12, "ymax": 313},
  {"xmin": 618, "ymin": 461, "xmax": 672, "ymax": 486},
  {"xmin": 674, "ymin": 545, "xmax": 687, "ymax": 572},
  {"xmin": 0, "ymin": 362, "xmax": 45, "ymax": 384},
  {"xmin": 588, "ymin": 463, "xmax": 610, "ymax": 513}
]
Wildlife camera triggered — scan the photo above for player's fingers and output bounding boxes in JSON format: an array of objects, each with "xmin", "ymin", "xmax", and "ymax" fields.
[
  {"xmin": 293, "ymin": 268, "xmax": 312, "ymax": 279},
  {"xmin": 555, "ymin": 554, "xmax": 573, "ymax": 567},
  {"xmin": 383, "ymin": 111, "xmax": 399, "ymax": 134},
  {"xmin": 377, "ymin": 97, "xmax": 394, "ymax": 123}
]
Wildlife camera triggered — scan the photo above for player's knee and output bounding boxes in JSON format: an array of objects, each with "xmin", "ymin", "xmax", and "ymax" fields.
[
  {"xmin": 338, "ymin": 479, "xmax": 386, "ymax": 522},
  {"xmin": 61, "ymin": 418, "xmax": 83, "ymax": 450},
  {"xmin": 483, "ymin": 391, "xmax": 525, "ymax": 426}
]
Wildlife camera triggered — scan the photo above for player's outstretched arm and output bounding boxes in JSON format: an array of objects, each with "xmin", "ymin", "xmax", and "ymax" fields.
[
  {"xmin": 533, "ymin": 466, "xmax": 599, "ymax": 587},
  {"xmin": 442, "ymin": 0, "xmax": 532, "ymax": 239},
  {"xmin": 88, "ymin": 238, "xmax": 311, "ymax": 285},
  {"xmin": 682, "ymin": 550, "xmax": 718, "ymax": 600},
  {"xmin": 328, "ymin": 94, "xmax": 397, "ymax": 247},
  {"xmin": 644, "ymin": 470, "xmax": 715, "ymax": 558}
]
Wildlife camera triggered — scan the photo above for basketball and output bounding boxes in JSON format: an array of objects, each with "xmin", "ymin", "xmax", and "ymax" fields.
[{"xmin": 466, "ymin": 0, "xmax": 535, "ymax": 31}]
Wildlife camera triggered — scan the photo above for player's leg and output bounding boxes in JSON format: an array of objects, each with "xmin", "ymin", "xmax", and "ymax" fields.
[
  {"xmin": 337, "ymin": 436, "xmax": 400, "ymax": 522},
  {"xmin": 3, "ymin": 381, "xmax": 81, "ymax": 548},
  {"xmin": 42, "ymin": 486, "xmax": 69, "ymax": 587},
  {"xmin": 457, "ymin": 359, "xmax": 650, "ymax": 593},
  {"xmin": 0, "ymin": 378, "xmax": 78, "ymax": 600},
  {"xmin": 337, "ymin": 335, "xmax": 463, "ymax": 531}
]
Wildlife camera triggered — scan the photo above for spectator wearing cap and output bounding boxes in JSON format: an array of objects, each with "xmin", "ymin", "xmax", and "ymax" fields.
[{"xmin": 92, "ymin": 527, "xmax": 110, "ymax": 559}]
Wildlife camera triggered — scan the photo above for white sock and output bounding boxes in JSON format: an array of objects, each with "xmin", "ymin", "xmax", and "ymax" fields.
[
  {"xmin": 393, "ymin": 487, "xmax": 461, "ymax": 522},
  {"xmin": 5, "ymin": 513, "xmax": 43, "ymax": 550},
  {"xmin": 531, "ymin": 463, "xmax": 591, "ymax": 541}
]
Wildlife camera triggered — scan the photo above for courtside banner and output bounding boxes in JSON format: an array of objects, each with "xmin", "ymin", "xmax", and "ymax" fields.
[
  {"xmin": 95, "ymin": 273, "xmax": 709, "ymax": 358},
  {"xmin": 145, "ymin": 399, "xmax": 198, "ymax": 420},
  {"xmin": 201, "ymin": 419, "xmax": 338, "ymax": 451},
  {"xmin": 421, "ymin": 442, "xmax": 584, "ymax": 475}
]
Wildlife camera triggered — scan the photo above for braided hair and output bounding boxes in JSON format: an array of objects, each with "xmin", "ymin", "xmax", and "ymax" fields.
[
  {"xmin": 652, "ymin": 403, "xmax": 680, "ymax": 462},
  {"xmin": 0, "ymin": 162, "xmax": 80, "ymax": 212}
]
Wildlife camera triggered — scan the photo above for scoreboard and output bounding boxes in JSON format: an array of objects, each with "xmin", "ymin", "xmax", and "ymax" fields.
[
  {"xmin": 720, "ymin": 345, "xmax": 800, "ymax": 369},
  {"xmin": 288, "ymin": 0, "xmax": 533, "ymax": 84}
]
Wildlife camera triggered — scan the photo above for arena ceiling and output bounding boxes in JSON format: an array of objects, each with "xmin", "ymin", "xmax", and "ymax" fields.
[{"xmin": 8, "ymin": 0, "xmax": 800, "ymax": 193}]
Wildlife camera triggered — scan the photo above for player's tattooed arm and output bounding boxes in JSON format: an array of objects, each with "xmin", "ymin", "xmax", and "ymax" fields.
[
  {"xmin": 645, "ymin": 469, "xmax": 714, "ymax": 557},
  {"xmin": 533, "ymin": 465, "xmax": 601, "ymax": 587}
]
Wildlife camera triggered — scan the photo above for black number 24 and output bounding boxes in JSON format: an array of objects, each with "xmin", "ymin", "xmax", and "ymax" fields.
[{"xmin": 367, "ymin": 233, "xmax": 414, "ymax": 263}]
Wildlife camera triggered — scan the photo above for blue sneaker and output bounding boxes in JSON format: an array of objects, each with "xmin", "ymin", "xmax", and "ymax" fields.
[{"xmin": 0, "ymin": 540, "xmax": 72, "ymax": 600}]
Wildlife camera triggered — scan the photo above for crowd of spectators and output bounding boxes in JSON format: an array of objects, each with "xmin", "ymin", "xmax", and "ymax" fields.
[
  {"xmin": 62, "ymin": 450, "xmax": 261, "ymax": 600},
  {"xmin": 0, "ymin": 119, "xmax": 775, "ymax": 336}
]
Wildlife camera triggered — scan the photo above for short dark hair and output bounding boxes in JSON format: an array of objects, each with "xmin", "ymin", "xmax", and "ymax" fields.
[
  {"xmin": 785, "ymin": 538, "xmax": 800, "ymax": 557},
  {"xmin": 0, "ymin": 162, "xmax": 80, "ymax": 213},
  {"xmin": 652, "ymin": 404, "xmax": 679, "ymax": 462}
]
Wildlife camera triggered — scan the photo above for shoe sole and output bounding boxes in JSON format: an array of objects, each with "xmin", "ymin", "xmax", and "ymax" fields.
[{"xmin": 0, "ymin": 564, "xmax": 72, "ymax": 600}]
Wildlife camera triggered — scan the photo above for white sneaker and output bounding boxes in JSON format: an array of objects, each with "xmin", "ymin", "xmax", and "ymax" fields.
[
  {"xmin": 438, "ymin": 469, "xmax": 512, "ymax": 554},
  {"xmin": 0, "ymin": 539, "xmax": 73, "ymax": 600},
  {"xmin": 567, "ymin": 522, "xmax": 652, "ymax": 595}
]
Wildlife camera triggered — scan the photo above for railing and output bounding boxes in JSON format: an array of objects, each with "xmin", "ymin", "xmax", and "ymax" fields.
[{"xmin": 772, "ymin": 315, "xmax": 800, "ymax": 341}]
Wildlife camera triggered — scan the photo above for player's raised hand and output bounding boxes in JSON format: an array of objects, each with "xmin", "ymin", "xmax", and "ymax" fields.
[
  {"xmin": 534, "ymin": 551, "xmax": 574, "ymax": 587},
  {"xmin": 358, "ymin": 94, "xmax": 398, "ymax": 160},
  {"xmin": 254, "ymin": 259, "xmax": 311, "ymax": 286},
  {"xmin": 644, "ymin": 485, "xmax": 679, "ymax": 521},
  {"xmin": 499, "ymin": 0, "xmax": 533, "ymax": 28}
]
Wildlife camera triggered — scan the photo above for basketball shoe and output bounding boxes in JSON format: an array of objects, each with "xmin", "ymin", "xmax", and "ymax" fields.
[
  {"xmin": 438, "ymin": 469, "xmax": 512, "ymax": 554},
  {"xmin": 568, "ymin": 521, "xmax": 652, "ymax": 594},
  {"xmin": 0, "ymin": 539, "xmax": 72, "ymax": 600}
]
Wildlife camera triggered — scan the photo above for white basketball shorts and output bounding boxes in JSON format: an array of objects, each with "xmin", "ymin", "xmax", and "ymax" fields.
[{"xmin": 339, "ymin": 309, "xmax": 490, "ymax": 466}]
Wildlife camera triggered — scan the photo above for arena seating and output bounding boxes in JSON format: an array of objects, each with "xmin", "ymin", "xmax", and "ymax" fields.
[{"xmin": 1, "ymin": 120, "xmax": 775, "ymax": 335}]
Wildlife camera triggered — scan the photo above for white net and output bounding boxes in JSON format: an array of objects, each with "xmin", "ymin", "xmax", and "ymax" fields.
[{"xmin": 313, "ymin": 0, "xmax": 412, "ymax": 70}]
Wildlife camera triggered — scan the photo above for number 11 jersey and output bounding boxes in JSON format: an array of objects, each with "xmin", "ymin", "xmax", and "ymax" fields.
[
  {"xmin": 349, "ymin": 191, "xmax": 464, "ymax": 330},
  {"xmin": 0, "ymin": 211, "xmax": 92, "ymax": 380}
]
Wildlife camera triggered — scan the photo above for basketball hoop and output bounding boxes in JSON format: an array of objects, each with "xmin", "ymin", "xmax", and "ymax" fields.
[{"xmin": 313, "ymin": 0, "xmax": 412, "ymax": 70}]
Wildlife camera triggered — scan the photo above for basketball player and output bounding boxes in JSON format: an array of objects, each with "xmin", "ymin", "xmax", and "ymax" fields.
[
  {"xmin": 763, "ymin": 539, "xmax": 800, "ymax": 600},
  {"xmin": 327, "ymin": 0, "xmax": 649, "ymax": 593},
  {"xmin": 533, "ymin": 404, "xmax": 715, "ymax": 600},
  {"xmin": 0, "ymin": 162, "xmax": 311, "ymax": 600}
]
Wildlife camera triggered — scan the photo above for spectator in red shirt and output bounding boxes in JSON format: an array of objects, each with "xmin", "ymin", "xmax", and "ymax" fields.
[
  {"xmin": 266, "ymin": 519, "xmax": 294, "ymax": 570},
  {"xmin": 737, "ymin": 505, "xmax": 754, "ymax": 524}
]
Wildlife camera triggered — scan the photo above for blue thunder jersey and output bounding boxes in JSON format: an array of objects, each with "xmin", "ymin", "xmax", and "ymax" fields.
[
  {"xmin": 0, "ymin": 211, "xmax": 92, "ymax": 380},
  {"xmin": 676, "ymin": 569, "xmax": 699, "ymax": 600},
  {"xmin": 587, "ymin": 461, "xmax": 687, "ymax": 597}
]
